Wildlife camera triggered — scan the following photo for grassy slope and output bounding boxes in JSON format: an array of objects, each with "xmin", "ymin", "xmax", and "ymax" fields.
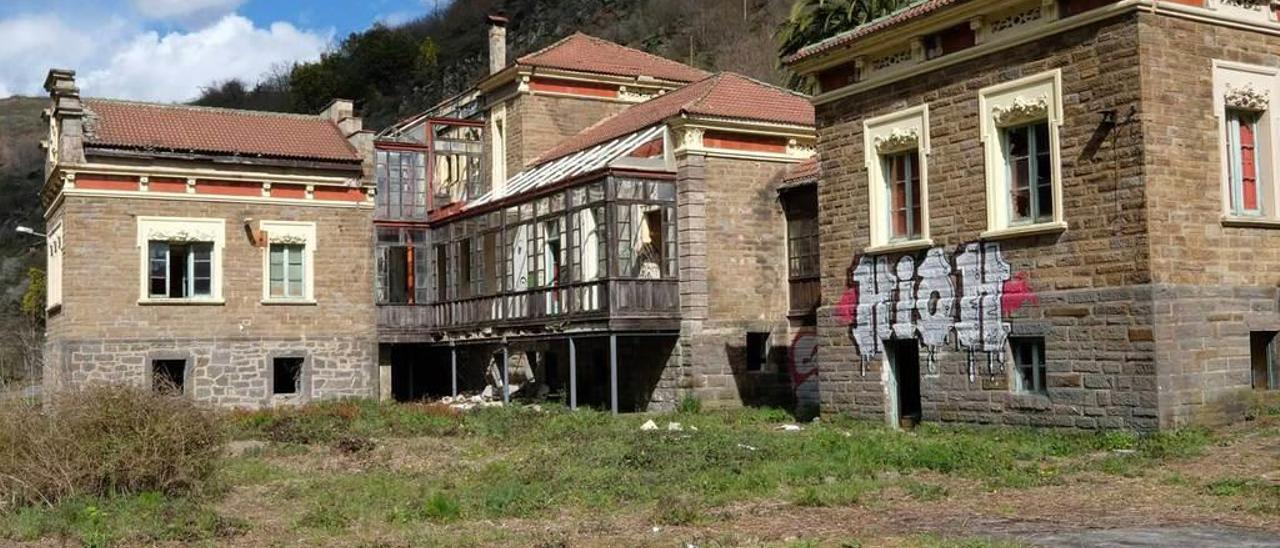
[{"xmin": 5, "ymin": 400, "xmax": 1277, "ymax": 547}]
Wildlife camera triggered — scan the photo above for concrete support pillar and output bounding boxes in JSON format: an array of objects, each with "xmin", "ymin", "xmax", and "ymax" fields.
[
  {"xmin": 450, "ymin": 345, "xmax": 458, "ymax": 397},
  {"xmin": 610, "ymin": 334, "xmax": 618, "ymax": 415},
  {"xmin": 501, "ymin": 346, "xmax": 510, "ymax": 405},
  {"xmin": 569, "ymin": 337, "xmax": 578, "ymax": 411}
]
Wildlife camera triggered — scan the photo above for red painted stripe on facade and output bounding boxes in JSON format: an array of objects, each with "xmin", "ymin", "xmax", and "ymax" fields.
[
  {"xmin": 272, "ymin": 185, "xmax": 307, "ymax": 199},
  {"xmin": 199, "ymin": 179, "xmax": 262, "ymax": 197},
  {"xmin": 75, "ymin": 175, "xmax": 137, "ymax": 191},
  {"xmin": 703, "ymin": 131, "xmax": 788, "ymax": 154},
  {"xmin": 149, "ymin": 178, "xmax": 188, "ymax": 193},
  {"xmin": 313, "ymin": 186, "xmax": 366, "ymax": 202},
  {"xmin": 529, "ymin": 77, "xmax": 619, "ymax": 98}
]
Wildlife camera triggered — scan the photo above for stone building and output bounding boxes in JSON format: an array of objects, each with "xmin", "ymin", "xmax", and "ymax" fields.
[
  {"xmin": 785, "ymin": 0, "xmax": 1280, "ymax": 430},
  {"xmin": 372, "ymin": 21, "xmax": 817, "ymax": 412},
  {"xmin": 40, "ymin": 23, "xmax": 818, "ymax": 412},
  {"xmin": 40, "ymin": 69, "xmax": 378, "ymax": 407}
]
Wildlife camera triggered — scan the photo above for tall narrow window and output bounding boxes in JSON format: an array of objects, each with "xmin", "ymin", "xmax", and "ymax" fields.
[
  {"xmin": 1011, "ymin": 337, "xmax": 1047, "ymax": 395},
  {"xmin": 459, "ymin": 239, "xmax": 473, "ymax": 298},
  {"xmin": 884, "ymin": 151, "xmax": 922, "ymax": 240},
  {"xmin": 148, "ymin": 242, "xmax": 213, "ymax": 299},
  {"xmin": 435, "ymin": 244, "xmax": 449, "ymax": 302},
  {"xmin": 1005, "ymin": 121, "xmax": 1054, "ymax": 225},
  {"xmin": 268, "ymin": 244, "xmax": 305, "ymax": 299},
  {"xmin": 1228, "ymin": 109, "xmax": 1263, "ymax": 216},
  {"xmin": 543, "ymin": 220, "xmax": 562, "ymax": 286}
]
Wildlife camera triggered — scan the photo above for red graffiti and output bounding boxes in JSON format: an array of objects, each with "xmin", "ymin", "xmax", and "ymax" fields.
[
  {"xmin": 834, "ymin": 286, "xmax": 857, "ymax": 326},
  {"xmin": 1001, "ymin": 272, "xmax": 1038, "ymax": 315},
  {"xmin": 788, "ymin": 330, "xmax": 820, "ymax": 393}
]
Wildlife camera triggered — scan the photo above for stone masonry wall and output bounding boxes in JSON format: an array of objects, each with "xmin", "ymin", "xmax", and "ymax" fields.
[
  {"xmin": 46, "ymin": 193, "xmax": 377, "ymax": 406},
  {"xmin": 676, "ymin": 152, "xmax": 796, "ymax": 409},
  {"xmin": 507, "ymin": 93, "xmax": 630, "ymax": 175},
  {"xmin": 1139, "ymin": 12, "xmax": 1280, "ymax": 426},
  {"xmin": 813, "ymin": 14, "xmax": 1158, "ymax": 428}
]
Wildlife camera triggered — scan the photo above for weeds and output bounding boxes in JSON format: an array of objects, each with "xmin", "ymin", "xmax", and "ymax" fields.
[{"xmin": 0, "ymin": 384, "xmax": 225, "ymax": 509}]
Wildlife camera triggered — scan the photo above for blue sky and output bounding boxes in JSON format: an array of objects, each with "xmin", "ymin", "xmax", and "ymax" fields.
[{"xmin": 0, "ymin": 0, "xmax": 442, "ymax": 102}]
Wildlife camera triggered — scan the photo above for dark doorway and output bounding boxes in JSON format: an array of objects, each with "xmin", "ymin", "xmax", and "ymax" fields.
[
  {"xmin": 1251, "ymin": 331, "xmax": 1279, "ymax": 390},
  {"xmin": 887, "ymin": 340, "xmax": 922, "ymax": 428},
  {"xmin": 390, "ymin": 344, "xmax": 452, "ymax": 401},
  {"xmin": 152, "ymin": 359, "xmax": 186, "ymax": 394}
]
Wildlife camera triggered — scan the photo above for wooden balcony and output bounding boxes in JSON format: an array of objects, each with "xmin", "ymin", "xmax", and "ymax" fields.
[{"xmin": 378, "ymin": 279, "xmax": 680, "ymax": 342}]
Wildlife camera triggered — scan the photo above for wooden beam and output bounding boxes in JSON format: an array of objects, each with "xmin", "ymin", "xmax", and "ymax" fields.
[{"xmin": 501, "ymin": 346, "xmax": 510, "ymax": 405}]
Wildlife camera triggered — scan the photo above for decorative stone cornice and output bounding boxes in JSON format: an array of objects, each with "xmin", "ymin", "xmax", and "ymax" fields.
[
  {"xmin": 1225, "ymin": 83, "xmax": 1270, "ymax": 112},
  {"xmin": 873, "ymin": 128, "xmax": 920, "ymax": 154},
  {"xmin": 677, "ymin": 127, "xmax": 705, "ymax": 150},
  {"xmin": 992, "ymin": 95, "xmax": 1050, "ymax": 127},
  {"xmin": 146, "ymin": 227, "xmax": 217, "ymax": 242},
  {"xmin": 269, "ymin": 233, "xmax": 308, "ymax": 245}
]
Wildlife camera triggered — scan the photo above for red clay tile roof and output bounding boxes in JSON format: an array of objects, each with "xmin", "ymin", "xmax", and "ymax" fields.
[
  {"xmin": 536, "ymin": 72, "xmax": 814, "ymax": 164},
  {"xmin": 83, "ymin": 99, "xmax": 362, "ymax": 163},
  {"xmin": 517, "ymin": 32, "xmax": 709, "ymax": 83},
  {"xmin": 784, "ymin": 0, "xmax": 968, "ymax": 65},
  {"xmin": 782, "ymin": 157, "xmax": 819, "ymax": 185}
]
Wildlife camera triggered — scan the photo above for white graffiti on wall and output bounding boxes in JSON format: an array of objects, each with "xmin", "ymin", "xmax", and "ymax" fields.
[{"xmin": 839, "ymin": 242, "xmax": 1036, "ymax": 381}]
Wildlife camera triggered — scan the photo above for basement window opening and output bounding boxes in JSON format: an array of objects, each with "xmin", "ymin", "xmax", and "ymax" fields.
[
  {"xmin": 273, "ymin": 357, "xmax": 303, "ymax": 395},
  {"xmin": 746, "ymin": 332, "xmax": 769, "ymax": 372},
  {"xmin": 152, "ymin": 359, "xmax": 186, "ymax": 394}
]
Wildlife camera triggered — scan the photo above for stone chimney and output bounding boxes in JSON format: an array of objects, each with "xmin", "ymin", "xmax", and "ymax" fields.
[
  {"xmin": 42, "ymin": 69, "xmax": 86, "ymax": 184},
  {"xmin": 487, "ymin": 14, "xmax": 509, "ymax": 75},
  {"xmin": 319, "ymin": 98, "xmax": 374, "ymax": 186}
]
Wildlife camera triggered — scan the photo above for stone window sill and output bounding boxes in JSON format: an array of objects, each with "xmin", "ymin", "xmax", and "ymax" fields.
[
  {"xmin": 865, "ymin": 238, "xmax": 934, "ymax": 255},
  {"xmin": 138, "ymin": 298, "xmax": 225, "ymax": 306},
  {"xmin": 980, "ymin": 221, "xmax": 1068, "ymax": 241},
  {"xmin": 1221, "ymin": 215, "xmax": 1280, "ymax": 229},
  {"xmin": 261, "ymin": 299, "xmax": 317, "ymax": 306}
]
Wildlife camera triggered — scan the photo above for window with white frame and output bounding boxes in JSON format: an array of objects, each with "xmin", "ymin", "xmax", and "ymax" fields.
[
  {"xmin": 979, "ymin": 70, "xmax": 1064, "ymax": 234},
  {"xmin": 137, "ymin": 217, "xmax": 224, "ymax": 303},
  {"xmin": 259, "ymin": 221, "xmax": 316, "ymax": 303},
  {"xmin": 864, "ymin": 105, "xmax": 930, "ymax": 248},
  {"xmin": 1214, "ymin": 61, "xmax": 1277, "ymax": 220}
]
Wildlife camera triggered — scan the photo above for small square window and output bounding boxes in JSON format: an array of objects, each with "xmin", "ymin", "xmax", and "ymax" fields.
[
  {"xmin": 746, "ymin": 332, "xmax": 769, "ymax": 372},
  {"xmin": 152, "ymin": 359, "xmax": 186, "ymax": 394},
  {"xmin": 1011, "ymin": 337, "xmax": 1047, "ymax": 395},
  {"xmin": 273, "ymin": 357, "xmax": 303, "ymax": 395}
]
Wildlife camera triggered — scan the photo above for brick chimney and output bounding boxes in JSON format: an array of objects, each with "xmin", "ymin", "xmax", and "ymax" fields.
[
  {"xmin": 487, "ymin": 14, "xmax": 509, "ymax": 75},
  {"xmin": 42, "ymin": 68, "xmax": 86, "ymax": 183}
]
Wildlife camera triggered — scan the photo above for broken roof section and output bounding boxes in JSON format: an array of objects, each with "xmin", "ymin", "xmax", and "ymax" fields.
[
  {"xmin": 466, "ymin": 125, "xmax": 665, "ymax": 210},
  {"xmin": 83, "ymin": 99, "xmax": 363, "ymax": 163},
  {"xmin": 516, "ymin": 32, "xmax": 710, "ymax": 83},
  {"xmin": 537, "ymin": 72, "xmax": 815, "ymax": 164}
]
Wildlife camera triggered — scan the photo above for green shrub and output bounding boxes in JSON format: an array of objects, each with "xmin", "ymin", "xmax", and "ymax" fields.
[
  {"xmin": 676, "ymin": 394, "xmax": 702, "ymax": 415},
  {"xmin": 0, "ymin": 384, "xmax": 225, "ymax": 509}
]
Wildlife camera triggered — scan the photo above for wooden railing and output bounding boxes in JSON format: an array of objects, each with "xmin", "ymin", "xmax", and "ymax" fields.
[{"xmin": 378, "ymin": 279, "xmax": 680, "ymax": 332}]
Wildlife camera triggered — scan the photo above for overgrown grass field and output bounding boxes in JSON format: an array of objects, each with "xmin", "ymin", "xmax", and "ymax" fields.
[{"xmin": 3, "ymin": 394, "xmax": 1278, "ymax": 547}]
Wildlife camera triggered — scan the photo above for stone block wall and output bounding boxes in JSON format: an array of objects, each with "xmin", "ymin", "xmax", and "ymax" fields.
[
  {"xmin": 813, "ymin": 14, "xmax": 1159, "ymax": 428},
  {"xmin": 506, "ymin": 93, "xmax": 630, "ymax": 175},
  {"xmin": 45, "ymin": 193, "xmax": 377, "ymax": 406},
  {"xmin": 1139, "ymin": 12, "xmax": 1280, "ymax": 426},
  {"xmin": 676, "ymin": 152, "xmax": 797, "ymax": 409}
]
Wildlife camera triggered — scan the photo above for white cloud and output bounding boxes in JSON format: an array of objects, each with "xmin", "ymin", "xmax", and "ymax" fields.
[
  {"xmin": 79, "ymin": 14, "xmax": 329, "ymax": 102},
  {"xmin": 0, "ymin": 13, "xmax": 109, "ymax": 99},
  {"xmin": 131, "ymin": 0, "xmax": 245, "ymax": 24}
]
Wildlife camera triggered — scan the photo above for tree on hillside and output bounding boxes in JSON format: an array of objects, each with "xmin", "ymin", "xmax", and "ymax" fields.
[{"xmin": 775, "ymin": 0, "xmax": 910, "ymax": 91}]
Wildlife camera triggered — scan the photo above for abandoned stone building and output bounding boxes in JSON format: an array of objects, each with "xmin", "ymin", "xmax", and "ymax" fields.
[
  {"xmin": 40, "ymin": 70, "xmax": 379, "ymax": 406},
  {"xmin": 40, "ymin": 21, "xmax": 818, "ymax": 412},
  {"xmin": 786, "ymin": 0, "xmax": 1280, "ymax": 430},
  {"xmin": 373, "ymin": 20, "xmax": 817, "ymax": 412}
]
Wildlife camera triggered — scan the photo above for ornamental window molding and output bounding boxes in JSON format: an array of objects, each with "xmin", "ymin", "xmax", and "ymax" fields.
[
  {"xmin": 874, "ymin": 128, "xmax": 920, "ymax": 154},
  {"xmin": 1225, "ymin": 83, "xmax": 1271, "ymax": 111},
  {"xmin": 269, "ymin": 234, "xmax": 309, "ymax": 245},
  {"xmin": 146, "ymin": 227, "xmax": 219, "ymax": 242},
  {"xmin": 992, "ymin": 95, "xmax": 1050, "ymax": 127}
]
